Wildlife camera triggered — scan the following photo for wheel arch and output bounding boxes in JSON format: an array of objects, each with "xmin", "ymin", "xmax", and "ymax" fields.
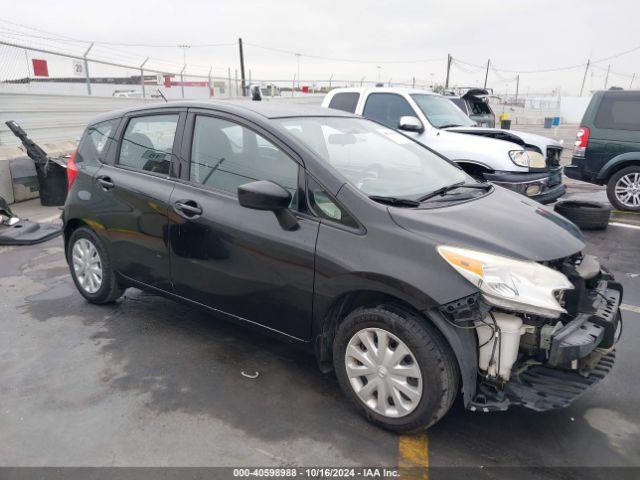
[
  {"xmin": 597, "ymin": 155, "xmax": 640, "ymax": 183},
  {"xmin": 314, "ymin": 289, "xmax": 477, "ymax": 406}
]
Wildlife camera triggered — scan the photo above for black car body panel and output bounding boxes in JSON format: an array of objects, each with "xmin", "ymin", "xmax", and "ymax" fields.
[{"xmin": 63, "ymin": 100, "xmax": 621, "ymax": 418}]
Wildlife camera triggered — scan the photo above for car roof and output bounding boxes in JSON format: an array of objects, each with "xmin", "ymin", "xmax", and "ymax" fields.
[
  {"xmin": 327, "ymin": 86, "xmax": 436, "ymax": 96},
  {"xmin": 89, "ymin": 99, "xmax": 356, "ymax": 125}
]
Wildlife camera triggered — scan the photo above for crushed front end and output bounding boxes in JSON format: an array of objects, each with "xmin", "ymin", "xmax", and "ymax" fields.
[{"xmin": 439, "ymin": 251, "xmax": 622, "ymax": 412}]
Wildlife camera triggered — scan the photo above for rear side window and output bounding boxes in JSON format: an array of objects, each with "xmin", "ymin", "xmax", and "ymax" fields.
[
  {"xmin": 118, "ymin": 114, "xmax": 179, "ymax": 174},
  {"xmin": 363, "ymin": 93, "xmax": 415, "ymax": 129},
  {"xmin": 449, "ymin": 98, "xmax": 467, "ymax": 113},
  {"xmin": 75, "ymin": 119, "xmax": 119, "ymax": 165},
  {"xmin": 328, "ymin": 92, "xmax": 360, "ymax": 113},
  {"xmin": 595, "ymin": 93, "xmax": 640, "ymax": 131}
]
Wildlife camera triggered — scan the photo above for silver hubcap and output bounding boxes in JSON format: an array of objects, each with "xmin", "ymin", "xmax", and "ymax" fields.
[
  {"xmin": 615, "ymin": 173, "xmax": 640, "ymax": 207},
  {"xmin": 72, "ymin": 238, "xmax": 103, "ymax": 294},
  {"xmin": 345, "ymin": 328, "xmax": 422, "ymax": 418}
]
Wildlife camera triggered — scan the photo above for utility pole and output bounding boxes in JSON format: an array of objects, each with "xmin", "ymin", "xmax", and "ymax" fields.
[
  {"xmin": 179, "ymin": 44, "xmax": 190, "ymax": 99},
  {"xmin": 483, "ymin": 59, "xmax": 490, "ymax": 89},
  {"xmin": 140, "ymin": 57, "xmax": 149, "ymax": 98},
  {"xmin": 208, "ymin": 66, "xmax": 213, "ymax": 98},
  {"xmin": 580, "ymin": 59, "xmax": 590, "ymax": 96},
  {"xmin": 604, "ymin": 64, "xmax": 611, "ymax": 89},
  {"xmin": 83, "ymin": 42, "xmax": 94, "ymax": 95},
  {"xmin": 238, "ymin": 38, "xmax": 246, "ymax": 96},
  {"xmin": 295, "ymin": 53, "xmax": 301, "ymax": 90},
  {"xmin": 515, "ymin": 75, "xmax": 520, "ymax": 104},
  {"xmin": 444, "ymin": 54, "xmax": 452, "ymax": 89},
  {"xmin": 631, "ymin": 73, "xmax": 636, "ymax": 89}
]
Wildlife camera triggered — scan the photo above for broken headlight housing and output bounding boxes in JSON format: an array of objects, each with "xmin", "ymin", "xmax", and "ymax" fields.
[
  {"xmin": 509, "ymin": 150, "xmax": 530, "ymax": 168},
  {"xmin": 437, "ymin": 246, "xmax": 574, "ymax": 318}
]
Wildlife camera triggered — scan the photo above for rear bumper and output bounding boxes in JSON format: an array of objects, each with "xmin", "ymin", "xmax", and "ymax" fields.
[{"xmin": 484, "ymin": 168, "xmax": 566, "ymax": 204}]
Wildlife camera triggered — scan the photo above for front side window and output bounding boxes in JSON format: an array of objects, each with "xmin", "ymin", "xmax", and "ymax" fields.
[
  {"xmin": 190, "ymin": 116, "xmax": 299, "ymax": 197},
  {"xmin": 276, "ymin": 117, "xmax": 468, "ymax": 199},
  {"xmin": 362, "ymin": 93, "xmax": 415, "ymax": 129},
  {"xmin": 328, "ymin": 92, "xmax": 360, "ymax": 113},
  {"xmin": 119, "ymin": 114, "xmax": 178, "ymax": 174},
  {"xmin": 595, "ymin": 93, "xmax": 640, "ymax": 131},
  {"xmin": 411, "ymin": 94, "xmax": 476, "ymax": 128}
]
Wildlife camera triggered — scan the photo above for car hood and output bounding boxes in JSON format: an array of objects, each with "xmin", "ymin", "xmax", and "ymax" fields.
[
  {"xmin": 447, "ymin": 127, "xmax": 563, "ymax": 152},
  {"xmin": 389, "ymin": 186, "xmax": 585, "ymax": 262}
]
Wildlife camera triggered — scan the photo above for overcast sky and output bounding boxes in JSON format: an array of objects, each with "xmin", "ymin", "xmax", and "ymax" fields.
[{"xmin": 2, "ymin": 0, "xmax": 639, "ymax": 94}]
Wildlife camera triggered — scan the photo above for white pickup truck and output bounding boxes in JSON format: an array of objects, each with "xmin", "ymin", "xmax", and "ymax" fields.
[{"xmin": 322, "ymin": 88, "xmax": 566, "ymax": 204}]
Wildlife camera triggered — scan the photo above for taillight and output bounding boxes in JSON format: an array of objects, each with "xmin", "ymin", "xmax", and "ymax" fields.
[
  {"xmin": 573, "ymin": 127, "xmax": 590, "ymax": 157},
  {"xmin": 66, "ymin": 148, "xmax": 78, "ymax": 191}
]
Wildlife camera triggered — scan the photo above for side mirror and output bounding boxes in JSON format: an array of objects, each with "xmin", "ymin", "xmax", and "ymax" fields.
[
  {"xmin": 238, "ymin": 180, "xmax": 298, "ymax": 230},
  {"xmin": 398, "ymin": 116, "xmax": 424, "ymax": 133}
]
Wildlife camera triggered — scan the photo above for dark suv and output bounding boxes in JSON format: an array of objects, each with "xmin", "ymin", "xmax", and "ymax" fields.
[
  {"xmin": 63, "ymin": 101, "xmax": 622, "ymax": 432},
  {"xmin": 565, "ymin": 89, "xmax": 640, "ymax": 211}
]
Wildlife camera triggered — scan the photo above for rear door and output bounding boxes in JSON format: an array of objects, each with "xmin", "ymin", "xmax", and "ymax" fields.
[
  {"xmin": 168, "ymin": 110, "xmax": 319, "ymax": 340},
  {"xmin": 91, "ymin": 109, "xmax": 185, "ymax": 290}
]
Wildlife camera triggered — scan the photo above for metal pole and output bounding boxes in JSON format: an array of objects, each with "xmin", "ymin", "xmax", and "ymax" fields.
[
  {"xmin": 83, "ymin": 42, "xmax": 94, "ymax": 95},
  {"xmin": 483, "ymin": 59, "xmax": 490, "ymax": 88},
  {"xmin": 329, "ymin": 74, "xmax": 333, "ymax": 89},
  {"xmin": 235, "ymin": 69, "xmax": 238, "ymax": 97},
  {"xmin": 360, "ymin": 76, "xmax": 365, "ymax": 87},
  {"xmin": 140, "ymin": 57, "xmax": 149, "ymax": 98},
  {"xmin": 228, "ymin": 67, "xmax": 231, "ymax": 97},
  {"xmin": 580, "ymin": 59, "xmax": 590, "ymax": 96},
  {"xmin": 292, "ymin": 74, "xmax": 295, "ymax": 97},
  {"xmin": 444, "ymin": 54, "xmax": 452, "ymax": 89},
  {"xmin": 604, "ymin": 64, "xmax": 611, "ymax": 89},
  {"xmin": 180, "ymin": 64, "xmax": 186, "ymax": 99},
  {"xmin": 238, "ymin": 38, "xmax": 246, "ymax": 96},
  {"xmin": 631, "ymin": 73, "xmax": 636, "ymax": 89},
  {"xmin": 295, "ymin": 53, "xmax": 300, "ymax": 89},
  {"xmin": 208, "ymin": 66, "xmax": 213, "ymax": 98},
  {"xmin": 515, "ymin": 75, "xmax": 520, "ymax": 104},
  {"xmin": 248, "ymin": 69, "xmax": 252, "ymax": 86}
]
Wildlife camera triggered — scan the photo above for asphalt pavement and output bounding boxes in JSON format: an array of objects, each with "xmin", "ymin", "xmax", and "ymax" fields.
[{"xmin": 0, "ymin": 216, "xmax": 639, "ymax": 477}]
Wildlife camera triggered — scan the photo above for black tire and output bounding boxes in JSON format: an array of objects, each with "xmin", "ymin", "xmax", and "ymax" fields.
[
  {"xmin": 554, "ymin": 201, "xmax": 611, "ymax": 230},
  {"xmin": 333, "ymin": 306, "xmax": 459, "ymax": 432},
  {"xmin": 606, "ymin": 166, "xmax": 640, "ymax": 212},
  {"xmin": 67, "ymin": 226, "xmax": 124, "ymax": 304}
]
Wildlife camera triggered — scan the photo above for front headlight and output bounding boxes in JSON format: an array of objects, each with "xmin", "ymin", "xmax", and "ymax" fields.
[
  {"xmin": 437, "ymin": 246, "xmax": 573, "ymax": 318},
  {"xmin": 527, "ymin": 150, "xmax": 547, "ymax": 169},
  {"xmin": 509, "ymin": 150, "xmax": 530, "ymax": 167}
]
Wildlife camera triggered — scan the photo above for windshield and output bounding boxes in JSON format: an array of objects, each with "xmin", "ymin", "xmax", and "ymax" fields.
[
  {"xmin": 275, "ymin": 117, "xmax": 469, "ymax": 199},
  {"xmin": 411, "ymin": 94, "xmax": 476, "ymax": 128}
]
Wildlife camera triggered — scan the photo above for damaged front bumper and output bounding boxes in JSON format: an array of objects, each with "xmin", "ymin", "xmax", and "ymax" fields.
[
  {"xmin": 468, "ymin": 264, "xmax": 622, "ymax": 413},
  {"xmin": 485, "ymin": 167, "xmax": 566, "ymax": 204}
]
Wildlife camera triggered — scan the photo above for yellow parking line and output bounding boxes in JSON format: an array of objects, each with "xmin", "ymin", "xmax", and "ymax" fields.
[
  {"xmin": 621, "ymin": 303, "xmax": 640, "ymax": 314},
  {"xmin": 398, "ymin": 433, "xmax": 429, "ymax": 479}
]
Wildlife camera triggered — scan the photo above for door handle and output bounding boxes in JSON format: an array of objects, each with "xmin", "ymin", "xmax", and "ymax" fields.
[
  {"xmin": 174, "ymin": 200, "xmax": 203, "ymax": 218},
  {"xmin": 96, "ymin": 176, "xmax": 115, "ymax": 190}
]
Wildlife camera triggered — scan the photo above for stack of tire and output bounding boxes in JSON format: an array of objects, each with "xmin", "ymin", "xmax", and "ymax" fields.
[{"xmin": 554, "ymin": 201, "xmax": 611, "ymax": 230}]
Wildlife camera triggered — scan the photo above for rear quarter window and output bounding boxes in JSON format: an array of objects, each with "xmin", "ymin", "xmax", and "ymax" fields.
[
  {"xmin": 594, "ymin": 93, "xmax": 640, "ymax": 131},
  {"xmin": 328, "ymin": 92, "xmax": 360, "ymax": 113},
  {"xmin": 75, "ymin": 119, "xmax": 120, "ymax": 165}
]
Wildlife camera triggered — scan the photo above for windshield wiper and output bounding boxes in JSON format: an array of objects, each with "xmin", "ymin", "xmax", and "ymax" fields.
[
  {"xmin": 417, "ymin": 182, "xmax": 491, "ymax": 202},
  {"xmin": 369, "ymin": 195, "xmax": 420, "ymax": 207}
]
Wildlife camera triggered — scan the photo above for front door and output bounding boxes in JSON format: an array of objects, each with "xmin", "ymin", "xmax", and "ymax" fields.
[{"xmin": 168, "ymin": 112, "xmax": 319, "ymax": 340}]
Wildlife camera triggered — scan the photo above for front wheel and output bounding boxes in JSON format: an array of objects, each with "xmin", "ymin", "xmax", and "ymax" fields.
[
  {"xmin": 607, "ymin": 166, "xmax": 640, "ymax": 211},
  {"xmin": 68, "ymin": 226, "xmax": 124, "ymax": 304},
  {"xmin": 333, "ymin": 306, "xmax": 459, "ymax": 432}
]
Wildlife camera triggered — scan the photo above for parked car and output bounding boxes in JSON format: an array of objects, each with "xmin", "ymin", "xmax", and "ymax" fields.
[
  {"xmin": 63, "ymin": 101, "xmax": 622, "ymax": 432},
  {"xmin": 565, "ymin": 89, "xmax": 640, "ymax": 211},
  {"xmin": 322, "ymin": 87, "xmax": 565, "ymax": 204},
  {"xmin": 445, "ymin": 88, "xmax": 495, "ymax": 127}
]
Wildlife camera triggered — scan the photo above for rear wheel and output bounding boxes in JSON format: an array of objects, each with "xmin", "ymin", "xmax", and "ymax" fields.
[
  {"xmin": 333, "ymin": 306, "xmax": 459, "ymax": 432},
  {"xmin": 68, "ymin": 227, "xmax": 124, "ymax": 304},
  {"xmin": 607, "ymin": 166, "xmax": 640, "ymax": 211}
]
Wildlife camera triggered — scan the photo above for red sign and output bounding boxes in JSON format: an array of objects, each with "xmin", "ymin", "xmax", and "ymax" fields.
[
  {"xmin": 32, "ymin": 59, "xmax": 49, "ymax": 77},
  {"xmin": 163, "ymin": 75, "xmax": 172, "ymax": 88},
  {"xmin": 301, "ymin": 85, "xmax": 309, "ymax": 93}
]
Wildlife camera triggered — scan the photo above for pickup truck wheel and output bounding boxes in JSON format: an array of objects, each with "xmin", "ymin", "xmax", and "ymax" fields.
[
  {"xmin": 68, "ymin": 227, "xmax": 124, "ymax": 304},
  {"xmin": 607, "ymin": 166, "xmax": 640, "ymax": 211},
  {"xmin": 333, "ymin": 306, "xmax": 459, "ymax": 432}
]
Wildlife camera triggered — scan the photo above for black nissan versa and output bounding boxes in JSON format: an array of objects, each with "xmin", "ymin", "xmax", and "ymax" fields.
[{"xmin": 63, "ymin": 101, "xmax": 623, "ymax": 431}]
